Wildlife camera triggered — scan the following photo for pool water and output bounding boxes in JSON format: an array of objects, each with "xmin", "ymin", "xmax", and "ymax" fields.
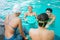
[{"xmin": 0, "ymin": 0, "xmax": 60, "ymax": 40}]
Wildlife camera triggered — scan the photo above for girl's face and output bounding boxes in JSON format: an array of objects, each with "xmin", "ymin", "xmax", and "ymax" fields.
[
  {"xmin": 16, "ymin": 12, "xmax": 20, "ymax": 16},
  {"xmin": 46, "ymin": 10, "xmax": 51, "ymax": 16},
  {"xmin": 28, "ymin": 6, "xmax": 32, "ymax": 12}
]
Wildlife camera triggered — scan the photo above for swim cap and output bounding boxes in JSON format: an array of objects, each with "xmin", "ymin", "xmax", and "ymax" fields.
[{"xmin": 12, "ymin": 3, "xmax": 20, "ymax": 13}]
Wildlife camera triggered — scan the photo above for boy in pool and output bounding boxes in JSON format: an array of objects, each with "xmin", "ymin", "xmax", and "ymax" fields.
[
  {"xmin": 45, "ymin": 8, "xmax": 55, "ymax": 28},
  {"xmin": 4, "ymin": 12, "xmax": 27, "ymax": 40},
  {"xmin": 29, "ymin": 13, "xmax": 54, "ymax": 40}
]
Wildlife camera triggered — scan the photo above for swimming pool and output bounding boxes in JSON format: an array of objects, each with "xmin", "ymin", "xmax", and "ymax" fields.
[{"xmin": 0, "ymin": 0, "xmax": 60, "ymax": 40}]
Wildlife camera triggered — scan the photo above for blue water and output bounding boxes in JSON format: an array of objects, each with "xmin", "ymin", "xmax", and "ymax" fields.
[{"xmin": 0, "ymin": 0, "xmax": 60, "ymax": 40}]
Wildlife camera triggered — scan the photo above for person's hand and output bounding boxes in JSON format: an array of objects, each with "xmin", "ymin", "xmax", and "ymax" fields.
[
  {"xmin": 45, "ymin": 25, "xmax": 49, "ymax": 28},
  {"xmin": 47, "ymin": 22, "xmax": 50, "ymax": 25},
  {"xmin": 45, "ymin": 24, "xmax": 50, "ymax": 28},
  {"xmin": 23, "ymin": 37, "xmax": 28, "ymax": 40}
]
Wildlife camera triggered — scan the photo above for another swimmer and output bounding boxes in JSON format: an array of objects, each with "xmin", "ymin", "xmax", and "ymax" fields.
[
  {"xmin": 45, "ymin": 8, "xmax": 55, "ymax": 28},
  {"xmin": 29, "ymin": 13, "xmax": 54, "ymax": 40},
  {"xmin": 4, "ymin": 12, "xmax": 27, "ymax": 40},
  {"xmin": 24, "ymin": 6, "xmax": 37, "ymax": 40},
  {"xmin": 24, "ymin": 6, "xmax": 37, "ymax": 21}
]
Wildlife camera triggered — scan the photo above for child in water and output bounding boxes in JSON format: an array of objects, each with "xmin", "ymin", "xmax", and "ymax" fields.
[{"xmin": 45, "ymin": 8, "xmax": 55, "ymax": 28}]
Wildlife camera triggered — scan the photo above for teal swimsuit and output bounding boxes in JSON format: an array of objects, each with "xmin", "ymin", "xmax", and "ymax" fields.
[
  {"xmin": 26, "ymin": 15, "xmax": 38, "ymax": 28},
  {"xmin": 24, "ymin": 15, "xmax": 38, "ymax": 33},
  {"xmin": 26, "ymin": 15, "xmax": 36, "ymax": 24},
  {"xmin": 4, "ymin": 25, "xmax": 23, "ymax": 40},
  {"xmin": 4, "ymin": 25, "xmax": 17, "ymax": 40},
  {"xmin": 24, "ymin": 15, "xmax": 38, "ymax": 40}
]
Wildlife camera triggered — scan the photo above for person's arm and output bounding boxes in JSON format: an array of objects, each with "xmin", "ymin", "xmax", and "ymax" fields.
[
  {"xmin": 34, "ymin": 12, "xmax": 37, "ymax": 18},
  {"xmin": 45, "ymin": 15, "xmax": 55, "ymax": 28},
  {"xmin": 24, "ymin": 13, "xmax": 28, "ymax": 21},
  {"xmin": 33, "ymin": 12, "xmax": 38, "ymax": 21},
  {"xmin": 48, "ymin": 15, "xmax": 55, "ymax": 25},
  {"xmin": 4, "ymin": 15, "xmax": 9, "ymax": 25},
  {"xmin": 18, "ymin": 19, "xmax": 27, "ymax": 40},
  {"xmin": 24, "ymin": 13, "xmax": 27, "ymax": 19}
]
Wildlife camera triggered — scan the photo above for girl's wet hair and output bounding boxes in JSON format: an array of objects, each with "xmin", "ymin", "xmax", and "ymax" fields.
[
  {"xmin": 37, "ymin": 13, "xmax": 49, "ymax": 27},
  {"xmin": 28, "ymin": 6, "xmax": 33, "ymax": 9},
  {"xmin": 46, "ymin": 8, "xmax": 52, "ymax": 13}
]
